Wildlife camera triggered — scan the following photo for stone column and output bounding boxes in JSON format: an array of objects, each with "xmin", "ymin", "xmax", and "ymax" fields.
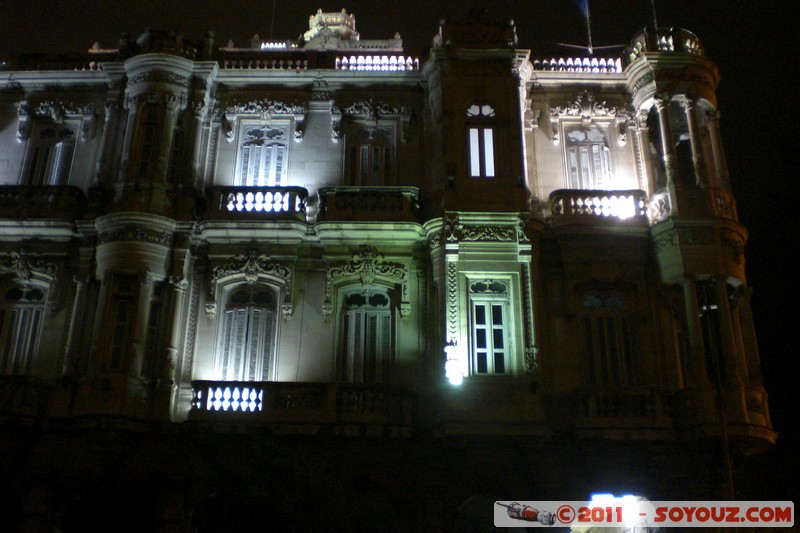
[
  {"xmin": 95, "ymin": 101, "xmax": 120, "ymax": 185},
  {"xmin": 118, "ymin": 96, "xmax": 140, "ymax": 181},
  {"xmin": 680, "ymin": 96, "xmax": 706, "ymax": 186},
  {"xmin": 714, "ymin": 277, "xmax": 746, "ymax": 384},
  {"xmin": 683, "ymin": 278, "xmax": 709, "ymax": 386},
  {"xmin": 61, "ymin": 275, "xmax": 89, "ymax": 377},
  {"xmin": 706, "ymin": 109, "xmax": 730, "ymax": 189},
  {"xmin": 653, "ymin": 96, "xmax": 678, "ymax": 185},
  {"xmin": 737, "ymin": 287, "xmax": 762, "ymax": 386},
  {"xmin": 164, "ymin": 276, "xmax": 188, "ymax": 384},
  {"xmin": 633, "ymin": 112, "xmax": 656, "ymax": 193},
  {"xmin": 190, "ymin": 101, "xmax": 209, "ymax": 185}
]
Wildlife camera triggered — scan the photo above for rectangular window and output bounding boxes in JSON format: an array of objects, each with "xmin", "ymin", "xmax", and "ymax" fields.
[
  {"xmin": 583, "ymin": 315, "xmax": 634, "ymax": 386},
  {"xmin": 567, "ymin": 143, "xmax": 611, "ymax": 189},
  {"xmin": 348, "ymin": 144, "xmax": 392, "ymax": 185},
  {"xmin": 468, "ymin": 127, "xmax": 495, "ymax": 178},
  {"xmin": 106, "ymin": 276, "xmax": 138, "ymax": 372},
  {"xmin": 470, "ymin": 301, "xmax": 508, "ymax": 375},
  {"xmin": 239, "ymin": 142, "xmax": 287, "ymax": 186}
]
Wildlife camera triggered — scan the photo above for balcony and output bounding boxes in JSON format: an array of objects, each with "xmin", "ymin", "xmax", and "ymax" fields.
[
  {"xmin": 0, "ymin": 185, "xmax": 85, "ymax": 221},
  {"xmin": 190, "ymin": 381, "xmax": 412, "ymax": 436},
  {"xmin": 317, "ymin": 186, "xmax": 420, "ymax": 222},
  {"xmin": 205, "ymin": 186, "xmax": 307, "ymax": 222},
  {"xmin": 549, "ymin": 189, "xmax": 648, "ymax": 227}
]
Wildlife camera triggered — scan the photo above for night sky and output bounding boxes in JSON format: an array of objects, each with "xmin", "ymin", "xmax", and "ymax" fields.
[{"xmin": 2, "ymin": 0, "xmax": 796, "ymax": 502}]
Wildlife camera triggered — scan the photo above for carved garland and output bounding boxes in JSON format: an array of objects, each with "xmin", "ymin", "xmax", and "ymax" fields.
[
  {"xmin": 324, "ymin": 246, "xmax": 410, "ymax": 320},
  {"xmin": 223, "ymin": 99, "xmax": 306, "ymax": 143},
  {"xmin": 0, "ymin": 249, "xmax": 58, "ymax": 282},
  {"xmin": 98, "ymin": 227, "xmax": 172, "ymax": 245},
  {"xmin": 208, "ymin": 251, "xmax": 294, "ymax": 319},
  {"xmin": 331, "ymin": 99, "xmax": 412, "ymax": 143}
]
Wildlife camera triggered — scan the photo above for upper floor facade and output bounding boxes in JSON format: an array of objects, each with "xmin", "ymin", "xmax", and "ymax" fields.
[{"xmin": 0, "ymin": 10, "xmax": 772, "ymax": 455}]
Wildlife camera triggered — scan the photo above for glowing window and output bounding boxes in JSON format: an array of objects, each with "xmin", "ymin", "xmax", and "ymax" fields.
[
  {"xmin": 237, "ymin": 127, "xmax": 288, "ymax": 187},
  {"xmin": 468, "ymin": 279, "xmax": 511, "ymax": 376},
  {"xmin": 466, "ymin": 104, "xmax": 496, "ymax": 178},
  {"xmin": 565, "ymin": 127, "xmax": 612, "ymax": 189}
]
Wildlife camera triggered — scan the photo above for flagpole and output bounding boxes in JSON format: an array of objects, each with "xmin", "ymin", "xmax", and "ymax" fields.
[
  {"xmin": 649, "ymin": 0, "xmax": 659, "ymax": 30},
  {"xmin": 586, "ymin": 0, "xmax": 594, "ymax": 54}
]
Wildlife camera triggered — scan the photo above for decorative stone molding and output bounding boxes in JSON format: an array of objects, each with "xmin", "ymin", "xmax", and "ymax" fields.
[
  {"xmin": 444, "ymin": 217, "xmax": 518, "ymax": 244},
  {"xmin": 332, "ymin": 99, "xmax": 412, "ymax": 142},
  {"xmin": 205, "ymin": 302, "xmax": 217, "ymax": 319},
  {"xmin": 468, "ymin": 279, "xmax": 508, "ymax": 294},
  {"xmin": 325, "ymin": 246, "xmax": 409, "ymax": 319},
  {"xmin": 446, "ymin": 261, "xmax": 458, "ymax": 342},
  {"xmin": 16, "ymin": 103, "xmax": 31, "ymax": 141},
  {"xmin": 98, "ymin": 227, "xmax": 172, "ymax": 245},
  {"xmin": 210, "ymin": 251, "xmax": 293, "ymax": 319},
  {"xmin": 311, "ymin": 78, "xmax": 332, "ymax": 101},
  {"xmin": 223, "ymin": 100, "xmax": 307, "ymax": 143},
  {"xmin": 127, "ymin": 70, "xmax": 190, "ymax": 86},
  {"xmin": 0, "ymin": 249, "xmax": 57, "ymax": 281},
  {"xmin": 550, "ymin": 90, "xmax": 619, "ymax": 125},
  {"xmin": 33, "ymin": 101, "xmax": 89, "ymax": 123}
]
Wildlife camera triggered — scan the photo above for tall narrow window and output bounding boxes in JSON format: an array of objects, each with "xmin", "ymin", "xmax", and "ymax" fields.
[
  {"xmin": 137, "ymin": 105, "xmax": 161, "ymax": 180},
  {"xmin": 142, "ymin": 281, "xmax": 169, "ymax": 378},
  {"xmin": 0, "ymin": 284, "xmax": 47, "ymax": 375},
  {"xmin": 466, "ymin": 104, "xmax": 496, "ymax": 178},
  {"xmin": 565, "ymin": 127, "xmax": 612, "ymax": 189},
  {"xmin": 339, "ymin": 289, "xmax": 392, "ymax": 383},
  {"xmin": 218, "ymin": 287, "xmax": 277, "ymax": 382},
  {"xmin": 468, "ymin": 279, "xmax": 511, "ymax": 376},
  {"xmin": 346, "ymin": 127, "xmax": 393, "ymax": 185},
  {"xmin": 106, "ymin": 275, "xmax": 138, "ymax": 372},
  {"xmin": 167, "ymin": 122, "xmax": 185, "ymax": 185},
  {"xmin": 237, "ymin": 127, "xmax": 288, "ymax": 187},
  {"xmin": 27, "ymin": 127, "xmax": 75, "ymax": 185},
  {"xmin": 581, "ymin": 292, "xmax": 635, "ymax": 386}
]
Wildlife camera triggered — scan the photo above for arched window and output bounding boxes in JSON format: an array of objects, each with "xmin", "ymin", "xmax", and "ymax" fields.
[
  {"xmin": 217, "ymin": 286, "xmax": 278, "ymax": 382},
  {"xmin": 338, "ymin": 288, "xmax": 393, "ymax": 383},
  {"xmin": 466, "ymin": 104, "xmax": 496, "ymax": 178},
  {"xmin": 0, "ymin": 283, "xmax": 47, "ymax": 375},
  {"xmin": 237, "ymin": 126, "xmax": 288, "ymax": 186}
]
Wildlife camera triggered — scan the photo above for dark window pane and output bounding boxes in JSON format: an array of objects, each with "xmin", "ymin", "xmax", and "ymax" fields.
[
  {"xmin": 494, "ymin": 352, "xmax": 505, "ymax": 373},
  {"xmin": 477, "ymin": 352, "xmax": 487, "ymax": 373},
  {"xmin": 476, "ymin": 329, "xmax": 486, "ymax": 349}
]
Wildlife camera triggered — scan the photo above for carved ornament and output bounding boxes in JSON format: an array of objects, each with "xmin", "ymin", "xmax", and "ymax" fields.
[
  {"xmin": 551, "ymin": 90, "xmax": 621, "ymax": 124},
  {"xmin": 128, "ymin": 70, "xmax": 190, "ymax": 86},
  {"xmin": 326, "ymin": 246, "xmax": 410, "ymax": 319},
  {"xmin": 0, "ymin": 249, "xmax": 57, "ymax": 281},
  {"xmin": 98, "ymin": 227, "xmax": 172, "ymax": 245},
  {"xmin": 210, "ymin": 252, "xmax": 294, "ymax": 319}
]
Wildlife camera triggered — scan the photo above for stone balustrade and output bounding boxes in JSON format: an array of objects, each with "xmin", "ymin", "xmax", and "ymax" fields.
[
  {"xmin": 206, "ymin": 186, "xmax": 307, "ymax": 221},
  {"xmin": 190, "ymin": 380, "xmax": 412, "ymax": 433},
  {"xmin": 0, "ymin": 185, "xmax": 85, "ymax": 220},
  {"xmin": 335, "ymin": 55, "xmax": 419, "ymax": 71},
  {"xmin": 221, "ymin": 58, "xmax": 308, "ymax": 69},
  {"xmin": 532, "ymin": 57, "xmax": 622, "ymax": 73},
  {"xmin": 626, "ymin": 27, "xmax": 705, "ymax": 64},
  {"xmin": 549, "ymin": 189, "xmax": 648, "ymax": 226},
  {"xmin": 318, "ymin": 186, "xmax": 420, "ymax": 222}
]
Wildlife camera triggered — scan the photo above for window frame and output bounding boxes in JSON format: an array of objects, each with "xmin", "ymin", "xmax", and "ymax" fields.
[
  {"xmin": 234, "ymin": 123, "xmax": 291, "ymax": 187},
  {"xmin": 344, "ymin": 125, "xmax": 395, "ymax": 186},
  {"xmin": 563, "ymin": 124, "xmax": 613, "ymax": 189},
  {"xmin": 466, "ymin": 104, "xmax": 497, "ymax": 179},
  {"xmin": 25, "ymin": 126, "xmax": 76, "ymax": 186},
  {"xmin": 0, "ymin": 282, "xmax": 48, "ymax": 375},
  {"xmin": 337, "ymin": 287, "xmax": 394, "ymax": 383},
  {"xmin": 215, "ymin": 285, "xmax": 280, "ymax": 382},
  {"xmin": 466, "ymin": 278, "xmax": 514, "ymax": 378},
  {"xmin": 579, "ymin": 290, "xmax": 636, "ymax": 387}
]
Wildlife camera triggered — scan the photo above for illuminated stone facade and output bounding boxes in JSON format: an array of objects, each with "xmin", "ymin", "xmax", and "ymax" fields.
[{"xmin": 0, "ymin": 10, "xmax": 775, "ymax": 531}]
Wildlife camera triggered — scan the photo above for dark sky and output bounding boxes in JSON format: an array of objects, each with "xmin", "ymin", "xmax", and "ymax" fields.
[{"xmin": 2, "ymin": 0, "xmax": 796, "ymax": 500}]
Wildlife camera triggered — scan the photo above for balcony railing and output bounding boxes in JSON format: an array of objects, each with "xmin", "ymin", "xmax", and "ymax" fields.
[
  {"xmin": 0, "ymin": 185, "xmax": 85, "ymax": 220},
  {"xmin": 190, "ymin": 380, "xmax": 412, "ymax": 432},
  {"xmin": 549, "ymin": 189, "xmax": 648, "ymax": 227},
  {"xmin": 205, "ymin": 186, "xmax": 307, "ymax": 221},
  {"xmin": 317, "ymin": 186, "xmax": 420, "ymax": 222},
  {"xmin": 625, "ymin": 27, "xmax": 705, "ymax": 65},
  {"xmin": 335, "ymin": 55, "xmax": 419, "ymax": 71},
  {"xmin": 532, "ymin": 57, "xmax": 622, "ymax": 73},
  {"xmin": 566, "ymin": 388, "xmax": 674, "ymax": 434}
]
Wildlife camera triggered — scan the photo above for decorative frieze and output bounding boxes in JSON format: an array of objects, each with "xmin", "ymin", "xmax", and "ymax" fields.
[
  {"xmin": 550, "ymin": 90, "xmax": 622, "ymax": 125},
  {"xmin": 325, "ymin": 246, "xmax": 410, "ymax": 319},
  {"xmin": 98, "ymin": 227, "xmax": 172, "ymax": 245},
  {"xmin": 128, "ymin": 70, "xmax": 190, "ymax": 86},
  {"xmin": 0, "ymin": 249, "xmax": 57, "ymax": 281},
  {"xmin": 331, "ymin": 99, "xmax": 412, "ymax": 142}
]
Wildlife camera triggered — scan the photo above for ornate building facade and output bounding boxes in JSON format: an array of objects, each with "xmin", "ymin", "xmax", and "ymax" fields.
[{"xmin": 0, "ymin": 9, "xmax": 776, "ymax": 531}]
